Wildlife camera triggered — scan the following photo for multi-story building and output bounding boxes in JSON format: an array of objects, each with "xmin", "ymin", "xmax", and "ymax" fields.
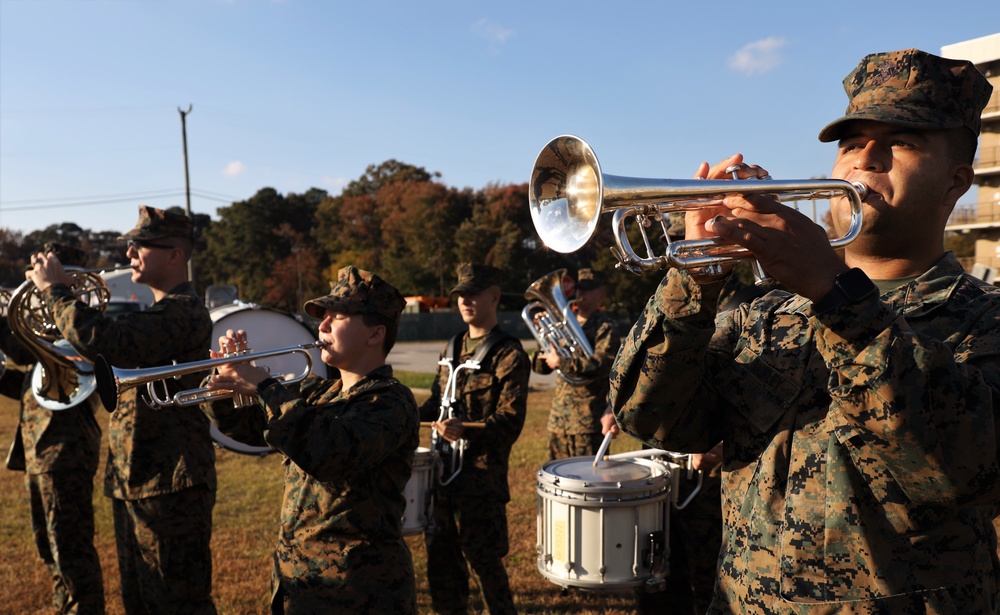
[{"xmin": 942, "ymin": 33, "xmax": 1000, "ymax": 281}]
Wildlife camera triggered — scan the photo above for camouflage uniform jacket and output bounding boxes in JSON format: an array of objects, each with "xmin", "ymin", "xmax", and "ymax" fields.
[
  {"xmin": 610, "ymin": 253, "xmax": 1000, "ymax": 614},
  {"xmin": 210, "ymin": 366, "xmax": 420, "ymax": 613},
  {"xmin": 44, "ymin": 281, "xmax": 215, "ymax": 499},
  {"xmin": 532, "ymin": 309, "xmax": 620, "ymax": 435},
  {"xmin": 419, "ymin": 327, "xmax": 530, "ymax": 503},
  {"xmin": 1, "ymin": 321, "xmax": 101, "ymax": 475}
]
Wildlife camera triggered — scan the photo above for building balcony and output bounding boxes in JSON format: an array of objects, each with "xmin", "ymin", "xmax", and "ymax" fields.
[{"xmin": 947, "ymin": 198, "xmax": 1000, "ymax": 231}]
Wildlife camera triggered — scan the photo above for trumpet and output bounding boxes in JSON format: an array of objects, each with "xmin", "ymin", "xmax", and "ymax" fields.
[
  {"xmin": 529, "ymin": 135, "xmax": 867, "ymax": 275},
  {"xmin": 94, "ymin": 341, "xmax": 328, "ymax": 412}
]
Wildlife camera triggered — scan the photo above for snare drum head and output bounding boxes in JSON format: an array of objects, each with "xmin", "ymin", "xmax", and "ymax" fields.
[{"xmin": 544, "ymin": 458, "xmax": 657, "ymax": 483}]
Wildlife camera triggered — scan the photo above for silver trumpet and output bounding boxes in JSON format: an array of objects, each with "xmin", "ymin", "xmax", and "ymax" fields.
[
  {"xmin": 94, "ymin": 342, "xmax": 328, "ymax": 412},
  {"xmin": 529, "ymin": 135, "xmax": 867, "ymax": 277}
]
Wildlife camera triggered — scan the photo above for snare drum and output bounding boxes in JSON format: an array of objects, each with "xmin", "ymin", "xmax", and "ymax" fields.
[
  {"xmin": 208, "ymin": 303, "xmax": 326, "ymax": 456},
  {"xmin": 402, "ymin": 447, "xmax": 436, "ymax": 535},
  {"xmin": 536, "ymin": 457, "xmax": 671, "ymax": 591}
]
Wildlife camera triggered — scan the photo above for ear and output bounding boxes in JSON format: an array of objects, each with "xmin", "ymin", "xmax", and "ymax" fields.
[
  {"xmin": 368, "ymin": 324, "xmax": 386, "ymax": 347},
  {"xmin": 944, "ymin": 163, "xmax": 975, "ymax": 209}
]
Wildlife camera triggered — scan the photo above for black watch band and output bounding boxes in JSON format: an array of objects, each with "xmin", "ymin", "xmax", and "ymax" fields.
[
  {"xmin": 813, "ymin": 267, "xmax": 877, "ymax": 313},
  {"xmin": 256, "ymin": 377, "xmax": 280, "ymax": 394}
]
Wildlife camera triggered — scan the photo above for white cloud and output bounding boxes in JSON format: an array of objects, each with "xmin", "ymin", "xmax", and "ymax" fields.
[
  {"xmin": 322, "ymin": 176, "xmax": 349, "ymax": 191},
  {"xmin": 223, "ymin": 161, "xmax": 246, "ymax": 177},
  {"xmin": 472, "ymin": 19, "xmax": 515, "ymax": 49},
  {"xmin": 727, "ymin": 37, "xmax": 787, "ymax": 76}
]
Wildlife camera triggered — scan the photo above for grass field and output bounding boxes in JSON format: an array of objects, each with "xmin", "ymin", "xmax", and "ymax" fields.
[{"xmin": 0, "ymin": 367, "xmax": 650, "ymax": 614}]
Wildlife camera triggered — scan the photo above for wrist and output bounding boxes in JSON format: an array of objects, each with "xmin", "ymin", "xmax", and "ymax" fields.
[
  {"xmin": 812, "ymin": 268, "xmax": 877, "ymax": 313},
  {"xmin": 256, "ymin": 377, "xmax": 280, "ymax": 394}
]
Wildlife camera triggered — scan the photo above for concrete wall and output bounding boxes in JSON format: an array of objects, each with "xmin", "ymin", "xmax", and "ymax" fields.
[{"xmin": 397, "ymin": 311, "xmax": 533, "ymax": 342}]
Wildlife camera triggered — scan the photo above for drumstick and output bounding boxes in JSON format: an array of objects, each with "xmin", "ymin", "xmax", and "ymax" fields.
[
  {"xmin": 593, "ymin": 431, "xmax": 614, "ymax": 467},
  {"xmin": 419, "ymin": 421, "xmax": 486, "ymax": 429}
]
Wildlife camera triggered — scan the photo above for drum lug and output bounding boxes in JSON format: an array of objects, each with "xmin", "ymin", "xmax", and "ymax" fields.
[{"xmin": 641, "ymin": 530, "xmax": 666, "ymax": 573}]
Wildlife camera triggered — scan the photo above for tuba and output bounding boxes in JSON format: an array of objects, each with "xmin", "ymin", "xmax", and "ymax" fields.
[
  {"xmin": 521, "ymin": 269, "xmax": 594, "ymax": 384},
  {"xmin": 6, "ymin": 268, "xmax": 120, "ymax": 410},
  {"xmin": 529, "ymin": 135, "xmax": 867, "ymax": 278}
]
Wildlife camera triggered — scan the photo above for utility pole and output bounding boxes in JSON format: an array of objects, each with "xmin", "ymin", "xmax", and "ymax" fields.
[{"xmin": 179, "ymin": 105, "xmax": 195, "ymax": 284}]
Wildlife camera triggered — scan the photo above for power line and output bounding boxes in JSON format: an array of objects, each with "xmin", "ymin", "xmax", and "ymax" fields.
[{"xmin": 0, "ymin": 189, "xmax": 240, "ymax": 211}]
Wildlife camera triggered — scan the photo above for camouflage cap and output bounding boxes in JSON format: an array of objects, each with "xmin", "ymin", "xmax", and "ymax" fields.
[
  {"xmin": 819, "ymin": 48, "xmax": 993, "ymax": 143},
  {"xmin": 43, "ymin": 241, "xmax": 88, "ymax": 267},
  {"xmin": 576, "ymin": 268, "xmax": 606, "ymax": 291},
  {"xmin": 303, "ymin": 266, "xmax": 406, "ymax": 323},
  {"xmin": 118, "ymin": 205, "xmax": 193, "ymax": 242},
  {"xmin": 450, "ymin": 262, "xmax": 502, "ymax": 295}
]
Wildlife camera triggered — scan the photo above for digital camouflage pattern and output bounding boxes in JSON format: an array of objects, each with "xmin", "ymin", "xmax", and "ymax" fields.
[
  {"xmin": 2, "ymin": 315, "xmax": 105, "ymax": 613},
  {"xmin": 44, "ymin": 281, "xmax": 215, "ymax": 499},
  {"xmin": 418, "ymin": 327, "xmax": 530, "ymax": 614},
  {"xmin": 610, "ymin": 253, "xmax": 1000, "ymax": 613},
  {"xmin": 118, "ymin": 204, "xmax": 194, "ymax": 241},
  {"xmin": 532, "ymin": 308, "xmax": 620, "ymax": 457},
  {"xmin": 209, "ymin": 365, "xmax": 420, "ymax": 614},
  {"xmin": 43, "ymin": 280, "xmax": 216, "ymax": 613},
  {"xmin": 304, "ymin": 265, "xmax": 407, "ymax": 322},
  {"xmin": 819, "ymin": 48, "xmax": 993, "ymax": 142},
  {"xmin": 112, "ymin": 484, "xmax": 216, "ymax": 614}
]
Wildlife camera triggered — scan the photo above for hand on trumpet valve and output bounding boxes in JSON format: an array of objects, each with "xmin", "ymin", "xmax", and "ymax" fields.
[
  {"xmin": 207, "ymin": 328, "xmax": 270, "ymax": 396},
  {"xmin": 697, "ymin": 154, "xmax": 850, "ymax": 299},
  {"xmin": 432, "ymin": 418, "xmax": 466, "ymax": 443}
]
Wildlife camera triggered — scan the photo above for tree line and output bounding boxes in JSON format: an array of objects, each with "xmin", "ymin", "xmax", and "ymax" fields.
[{"xmin": 1, "ymin": 160, "xmax": 664, "ymax": 320}]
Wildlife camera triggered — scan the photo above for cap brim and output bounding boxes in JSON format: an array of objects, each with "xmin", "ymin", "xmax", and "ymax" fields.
[
  {"xmin": 450, "ymin": 283, "xmax": 486, "ymax": 295},
  {"xmin": 818, "ymin": 108, "xmax": 964, "ymax": 142}
]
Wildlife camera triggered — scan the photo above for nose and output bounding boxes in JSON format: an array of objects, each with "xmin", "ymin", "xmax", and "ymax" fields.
[
  {"xmin": 125, "ymin": 243, "xmax": 138, "ymax": 259},
  {"xmin": 853, "ymin": 140, "xmax": 886, "ymax": 173},
  {"xmin": 319, "ymin": 315, "xmax": 333, "ymax": 333}
]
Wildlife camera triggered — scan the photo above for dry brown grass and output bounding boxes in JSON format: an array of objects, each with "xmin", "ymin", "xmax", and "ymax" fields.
[{"xmin": 0, "ymin": 382, "xmax": 645, "ymax": 614}]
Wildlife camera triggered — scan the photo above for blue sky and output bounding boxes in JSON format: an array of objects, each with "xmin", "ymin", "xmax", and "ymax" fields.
[{"xmin": 1, "ymin": 0, "xmax": 997, "ymax": 237}]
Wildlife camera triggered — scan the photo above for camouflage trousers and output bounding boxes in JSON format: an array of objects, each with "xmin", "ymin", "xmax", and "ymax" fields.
[
  {"xmin": 547, "ymin": 430, "xmax": 603, "ymax": 460},
  {"xmin": 424, "ymin": 493, "xmax": 516, "ymax": 614},
  {"xmin": 112, "ymin": 483, "xmax": 217, "ymax": 615},
  {"xmin": 25, "ymin": 470, "xmax": 105, "ymax": 615},
  {"xmin": 636, "ymin": 469, "xmax": 723, "ymax": 614}
]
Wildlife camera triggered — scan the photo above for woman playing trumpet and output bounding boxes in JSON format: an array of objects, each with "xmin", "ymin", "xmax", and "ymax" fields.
[{"xmin": 204, "ymin": 266, "xmax": 420, "ymax": 615}]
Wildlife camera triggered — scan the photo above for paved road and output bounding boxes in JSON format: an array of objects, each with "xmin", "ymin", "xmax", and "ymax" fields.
[{"xmin": 387, "ymin": 340, "xmax": 556, "ymax": 391}]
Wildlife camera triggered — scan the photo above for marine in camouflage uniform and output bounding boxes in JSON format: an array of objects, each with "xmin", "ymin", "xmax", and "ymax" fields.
[
  {"xmin": 531, "ymin": 269, "xmax": 621, "ymax": 459},
  {"xmin": 206, "ymin": 266, "xmax": 420, "ymax": 614},
  {"xmin": 2, "ymin": 242, "xmax": 105, "ymax": 614},
  {"xmin": 611, "ymin": 50, "xmax": 1000, "ymax": 613},
  {"xmin": 419, "ymin": 263, "xmax": 530, "ymax": 615},
  {"xmin": 30, "ymin": 207, "xmax": 217, "ymax": 615}
]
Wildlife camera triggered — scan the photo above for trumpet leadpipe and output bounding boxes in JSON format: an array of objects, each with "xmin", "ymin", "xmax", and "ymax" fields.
[{"xmin": 94, "ymin": 341, "xmax": 328, "ymax": 412}]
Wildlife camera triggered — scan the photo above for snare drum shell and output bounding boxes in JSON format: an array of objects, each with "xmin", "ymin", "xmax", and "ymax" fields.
[
  {"xmin": 402, "ymin": 447, "xmax": 436, "ymax": 535},
  {"xmin": 536, "ymin": 457, "xmax": 671, "ymax": 590}
]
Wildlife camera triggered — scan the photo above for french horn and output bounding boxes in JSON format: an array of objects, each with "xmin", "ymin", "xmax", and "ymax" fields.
[{"xmin": 7, "ymin": 267, "xmax": 124, "ymax": 410}]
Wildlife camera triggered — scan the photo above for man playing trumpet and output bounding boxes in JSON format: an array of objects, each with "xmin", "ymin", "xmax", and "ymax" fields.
[
  {"xmin": 610, "ymin": 48, "xmax": 1000, "ymax": 611},
  {"xmin": 205, "ymin": 266, "xmax": 420, "ymax": 614}
]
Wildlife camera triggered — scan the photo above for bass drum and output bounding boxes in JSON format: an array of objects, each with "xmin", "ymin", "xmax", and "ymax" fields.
[{"xmin": 208, "ymin": 303, "xmax": 327, "ymax": 456}]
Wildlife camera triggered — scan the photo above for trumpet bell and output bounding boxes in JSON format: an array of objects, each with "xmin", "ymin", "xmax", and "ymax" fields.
[
  {"xmin": 529, "ymin": 136, "xmax": 603, "ymax": 253},
  {"xmin": 529, "ymin": 135, "xmax": 867, "ymax": 275}
]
